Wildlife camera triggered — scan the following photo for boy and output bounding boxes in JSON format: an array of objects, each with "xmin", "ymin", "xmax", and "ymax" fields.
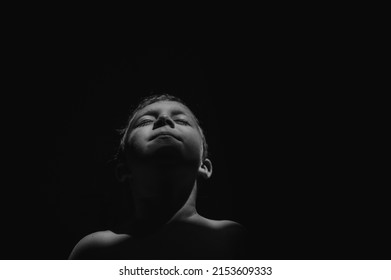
[{"xmin": 69, "ymin": 94, "xmax": 246, "ymax": 259}]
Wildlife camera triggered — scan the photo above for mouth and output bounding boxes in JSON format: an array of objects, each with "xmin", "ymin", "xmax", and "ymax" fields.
[{"xmin": 150, "ymin": 132, "xmax": 182, "ymax": 141}]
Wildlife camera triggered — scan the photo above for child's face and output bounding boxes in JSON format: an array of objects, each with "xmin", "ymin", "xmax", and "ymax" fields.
[{"xmin": 125, "ymin": 101, "xmax": 204, "ymax": 166}]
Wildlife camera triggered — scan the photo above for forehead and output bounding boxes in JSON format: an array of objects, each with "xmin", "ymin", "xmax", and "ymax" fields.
[{"xmin": 135, "ymin": 101, "xmax": 195, "ymax": 118}]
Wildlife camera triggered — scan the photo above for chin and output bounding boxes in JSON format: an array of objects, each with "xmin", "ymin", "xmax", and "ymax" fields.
[
  {"xmin": 147, "ymin": 146, "xmax": 200, "ymax": 166},
  {"xmin": 152, "ymin": 145, "xmax": 183, "ymax": 159},
  {"xmin": 130, "ymin": 140, "xmax": 201, "ymax": 166}
]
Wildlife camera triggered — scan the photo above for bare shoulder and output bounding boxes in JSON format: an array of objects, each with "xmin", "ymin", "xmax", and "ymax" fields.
[
  {"xmin": 203, "ymin": 217, "xmax": 244, "ymax": 228},
  {"xmin": 68, "ymin": 230, "xmax": 130, "ymax": 259},
  {"xmin": 200, "ymin": 217, "xmax": 248, "ymax": 258},
  {"xmin": 196, "ymin": 216, "xmax": 247, "ymax": 236}
]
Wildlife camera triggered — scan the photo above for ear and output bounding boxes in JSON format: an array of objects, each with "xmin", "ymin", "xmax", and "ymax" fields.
[
  {"xmin": 198, "ymin": 158, "xmax": 213, "ymax": 179},
  {"xmin": 115, "ymin": 163, "xmax": 132, "ymax": 183}
]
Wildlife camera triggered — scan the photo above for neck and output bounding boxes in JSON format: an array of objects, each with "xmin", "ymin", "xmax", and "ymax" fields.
[
  {"xmin": 128, "ymin": 163, "xmax": 199, "ymax": 235},
  {"xmin": 167, "ymin": 184, "xmax": 198, "ymax": 223}
]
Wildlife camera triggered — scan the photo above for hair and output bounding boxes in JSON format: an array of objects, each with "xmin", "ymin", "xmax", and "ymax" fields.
[{"xmin": 115, "ymin": 94, "xmax": 208, "ymax": 166}]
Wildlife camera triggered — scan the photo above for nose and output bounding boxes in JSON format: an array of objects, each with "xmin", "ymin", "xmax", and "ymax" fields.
[{"xmin": 153, "ymin": 115, "xmax": 175, "ymax": 129}]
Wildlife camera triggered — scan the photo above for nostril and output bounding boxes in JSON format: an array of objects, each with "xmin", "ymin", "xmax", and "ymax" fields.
[
  {"xmin": 165, "ymin": 118, "xmax": 175, "ymax": 128},
  {"xmin": 153, "ymin": 115, "xmax": 175, "ymax": 129}
]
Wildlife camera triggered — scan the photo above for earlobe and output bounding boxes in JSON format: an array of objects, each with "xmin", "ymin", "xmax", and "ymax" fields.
[
  {"xmin": 115, "ymin": 163, "xmax": 132, "ymax": 183},
  {"xmin": 198, "ymin": 158, "xmax": 213, "ymax": 179}
]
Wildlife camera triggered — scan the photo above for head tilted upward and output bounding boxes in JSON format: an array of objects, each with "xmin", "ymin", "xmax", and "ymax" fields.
[
  {"xmin": 115, "ymin": 94, "xmax": 212, "ymax": 228},
  {"xmin": 116, "ymin": 94, "xmax": 210, "ymax": 179}
]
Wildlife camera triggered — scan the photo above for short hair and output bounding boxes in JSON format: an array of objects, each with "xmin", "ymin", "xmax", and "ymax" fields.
[{"xmin": 115, "ymin": 94, "xmax": 208, "ymax": 165}]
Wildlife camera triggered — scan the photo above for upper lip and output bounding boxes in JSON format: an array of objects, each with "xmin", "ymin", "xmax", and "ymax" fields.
[{"xmin": 150, "ymin": 131, "xmax": 182, "ymax": 141}]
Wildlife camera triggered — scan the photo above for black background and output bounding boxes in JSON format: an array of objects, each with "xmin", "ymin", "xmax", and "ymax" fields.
[{"xmin": 2, "ymin": 22, "xmax": 388, "ymax": 260}]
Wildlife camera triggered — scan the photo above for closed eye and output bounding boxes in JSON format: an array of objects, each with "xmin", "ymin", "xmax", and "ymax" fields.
[
  {"xmin": 136, "ymin": 119, "xmax": 154, "ymax": 127},
  {"xmin": 174, "ymin": 119, "xmax": 190, "ymax": 125}
]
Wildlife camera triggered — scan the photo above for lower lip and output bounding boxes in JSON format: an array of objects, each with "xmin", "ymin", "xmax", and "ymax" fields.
[{"xmin": 155, "ymin": 134, "xmax": 178, "ymax": 140}]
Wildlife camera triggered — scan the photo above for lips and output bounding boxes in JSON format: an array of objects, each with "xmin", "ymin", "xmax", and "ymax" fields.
[{"xmin": 150, "ymin": 131, "xmax": 182, "ymax": 141}]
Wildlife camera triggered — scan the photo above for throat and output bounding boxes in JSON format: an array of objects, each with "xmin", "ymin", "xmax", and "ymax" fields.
[
  {"xmin": 127, "ymin": 164, "xmax": 200, "ymax": 236},
  {"xmin": 129, "ymin": 183, "xmax": 199, "ymax": 237}
]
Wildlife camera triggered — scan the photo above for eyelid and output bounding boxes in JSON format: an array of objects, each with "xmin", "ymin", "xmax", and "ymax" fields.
[
  {"xmin": 134, "ymin": 113, "xmax": 192, "ymax": 126},
  {"xmin": 137, "ymin": 115, "xmax": 156, "ymax": 122},
  {"xmin": 174, "ymin": 118, "xmax": 191, "ymax": 125},
  {"xmin": 135, "ymin": 118, "xmax": 154, "ymax": 127}
]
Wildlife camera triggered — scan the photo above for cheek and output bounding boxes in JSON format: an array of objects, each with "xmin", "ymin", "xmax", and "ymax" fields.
[
  {"xmin": 127, "ymin": 129, "xmax": 150, "ymax": 151},
  {"xmin": 182, "ymin": 130, "xmax": 204, "ymax": 158}
]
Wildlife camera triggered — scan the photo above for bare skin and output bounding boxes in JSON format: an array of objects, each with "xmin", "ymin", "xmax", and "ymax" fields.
[
  {"xmin": 69, "ymin": 101, "xmax": 247, "ymax": 259},
  {"xmin": 68, "ymin": 193, "xmax": 246, "ymax": 259}
]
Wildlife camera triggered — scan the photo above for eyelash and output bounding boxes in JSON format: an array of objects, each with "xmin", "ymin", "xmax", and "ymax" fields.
[
  {"xmin": 136, "ymin": 119, "xmax": 153, "ymax": 127},
  {"xmin": 136, "ymin": 119, "xmax": 190, "ymax": 127},
  {"xmin": 174, "ymin": 119, "xmax": 190, "ymax": 125}
]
